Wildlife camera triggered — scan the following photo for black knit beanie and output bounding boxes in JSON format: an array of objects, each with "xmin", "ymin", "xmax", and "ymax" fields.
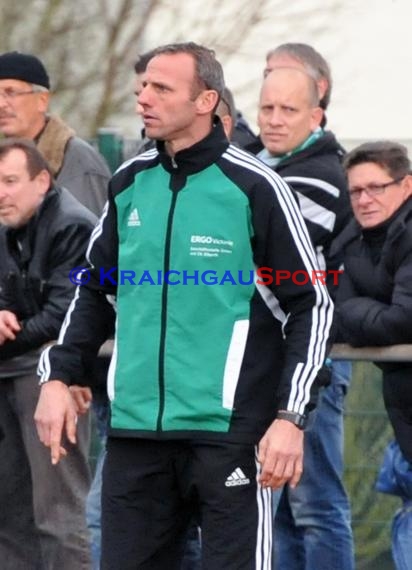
[{"xmin": 0, "ymin": 51, "xmax": 50, "ymax": 89}]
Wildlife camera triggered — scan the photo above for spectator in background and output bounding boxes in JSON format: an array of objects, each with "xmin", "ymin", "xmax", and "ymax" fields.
[
  {"xmin": 251, "ymin": 45, "xmax": 355, "ymax": 570},
  {"xmin": 0, "ymin": 138, "xmax": 97, "ymax": 569},
  {"xmin": 0, "ymin": 51, "xmax": 110, "ymax": 216},
  {"xmin": 248, "ymin": 42, "xmax": 335, "ymax": 157},
  {"xmin": 0, "ymin": 50, "xmax": 112, "ymax": 568},
  {"xmin": 333, "ymin": 141, "xmax": 412, "ymax": 570}
]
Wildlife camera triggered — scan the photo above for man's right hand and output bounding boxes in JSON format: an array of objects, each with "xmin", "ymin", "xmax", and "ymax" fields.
[{"xmin": 34, "ymin": 380, "xmax": 78, "ymax": 465}]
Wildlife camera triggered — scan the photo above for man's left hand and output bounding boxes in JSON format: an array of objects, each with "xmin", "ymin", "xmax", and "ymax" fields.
[{"xmin": 257, "ymin": 419, "xmax": 304, "ymax": 489}]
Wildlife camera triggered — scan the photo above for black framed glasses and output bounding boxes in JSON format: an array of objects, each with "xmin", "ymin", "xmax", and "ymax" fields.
[{"xmin": 349, "ymin": 176, "xmax": 405, "ymax": 201}]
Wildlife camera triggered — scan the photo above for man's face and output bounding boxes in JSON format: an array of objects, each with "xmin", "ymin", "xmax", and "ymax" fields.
[
  {"xmin": 348, "ymin": 162, "xmax": 412, "ymax": 228},
  {"xmin": 0, "ymin": 79, "xmax": 49, "ymax": 139},
  {"xmin": 137, "ymin": 53, "xmax": 210, "ymax": 151},
  {"xmin": 0, "ymin": 148, "xmax": 50, "ymax": 227},
  {"xmin": 258, "ymin": 68, "xmax": 322, "ymax": 156}
]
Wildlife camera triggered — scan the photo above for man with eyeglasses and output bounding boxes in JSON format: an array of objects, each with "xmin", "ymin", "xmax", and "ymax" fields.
[
  {"xmin": 332, "ymin": 141, "xmax": 412, "ymax": 568},
  {"xmin": 0, "ymin": 51, "xmax": 110, "ymax": 216},
  {"xmin": 346, "ymin": 173, "xmax": 408, "ymax": 220}
]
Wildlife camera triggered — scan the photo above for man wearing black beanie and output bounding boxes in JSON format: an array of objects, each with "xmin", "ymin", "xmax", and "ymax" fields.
[{"xmin": 0, "ymin": 51, "xmax": 110, "ymax": 216}]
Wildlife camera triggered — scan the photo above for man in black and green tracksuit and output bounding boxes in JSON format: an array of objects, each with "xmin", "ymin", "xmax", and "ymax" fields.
[{"xmin": 35, "ymin": 43, "xmax": 333, "ymax": 570}]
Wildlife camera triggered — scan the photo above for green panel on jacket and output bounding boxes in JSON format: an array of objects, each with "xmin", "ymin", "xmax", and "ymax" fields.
[{"xmin": 111, "ymin": 163, "xmax": 255, "ymax": 433}]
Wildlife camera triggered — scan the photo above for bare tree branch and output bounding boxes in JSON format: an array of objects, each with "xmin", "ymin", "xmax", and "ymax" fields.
[{"xmin": 0, "ymin": 0, "xmax": 345, "ymax": 137}]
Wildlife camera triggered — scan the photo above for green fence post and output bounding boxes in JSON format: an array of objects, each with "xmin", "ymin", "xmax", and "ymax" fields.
[{"xmin": 97, "ymin": 127, "xmax": 124, "ymax": 173}]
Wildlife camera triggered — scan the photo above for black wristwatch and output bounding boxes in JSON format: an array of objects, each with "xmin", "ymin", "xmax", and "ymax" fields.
[{"xmin": 276, "ymin": 410, "xmax": 307, "ymax": 430}]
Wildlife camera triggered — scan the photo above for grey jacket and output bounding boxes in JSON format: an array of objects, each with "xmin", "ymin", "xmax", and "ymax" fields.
[
  {"xmin": 37, "ymin": 114, "xmax": 111, "ymax": 216},
  {"xmin": 57, "ymin": 136, "xmax": 111, "ymax": 216}
]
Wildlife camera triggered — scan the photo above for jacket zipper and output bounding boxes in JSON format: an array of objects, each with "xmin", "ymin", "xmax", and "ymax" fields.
[{"xmin": 156, "ymin": 189, "xmax": 179, "ymax": 432}]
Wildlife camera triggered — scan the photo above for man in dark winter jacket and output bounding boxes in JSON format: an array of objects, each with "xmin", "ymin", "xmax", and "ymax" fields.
[
  {"xmin": 335, "ymin": 141, "xmax": 412, "ymax": 459},
  {"xmin": 0, "ymin": 138, "xmax": 97, "ymax": 569},
  {"xmin": 252, "ymin": 64, "xmax": 355, "ymax": 570},
  {"xmin": 334, "ymin": 141, "xmax": 412, "ymax": 569},
  {"xmin": 256, "ymin": 67, "xmax": 351, "ymax": 287}
]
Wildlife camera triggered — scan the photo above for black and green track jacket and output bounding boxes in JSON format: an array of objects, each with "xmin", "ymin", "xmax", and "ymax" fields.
[{"xmin": 39, "ymin": 122, "xmax": 333, "ymax": 444}]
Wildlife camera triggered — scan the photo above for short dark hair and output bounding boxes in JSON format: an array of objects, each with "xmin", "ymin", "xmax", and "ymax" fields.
[
  {"xmin": 343, "ymin": 141, "xmax": 411, "ymax": 180},
  {"xmin": 266, "ymin": 43, "xmax": 332, "ymax": 109},
  {"xmin": 134, "ymin": 49, "xmax": 157, "ymax": 75},
  {"xmin": 0, "ymin": 138, "xmax": 52, "ymax": 180},
  {"xmin": 148, "ymin": 42, "xmax": 225, "ymax": 99}
]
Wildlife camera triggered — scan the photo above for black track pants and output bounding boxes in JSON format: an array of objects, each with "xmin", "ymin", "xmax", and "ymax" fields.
[{"xmin": 101, "ymin": 437, "xmax": 273, "ymax": 570}]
